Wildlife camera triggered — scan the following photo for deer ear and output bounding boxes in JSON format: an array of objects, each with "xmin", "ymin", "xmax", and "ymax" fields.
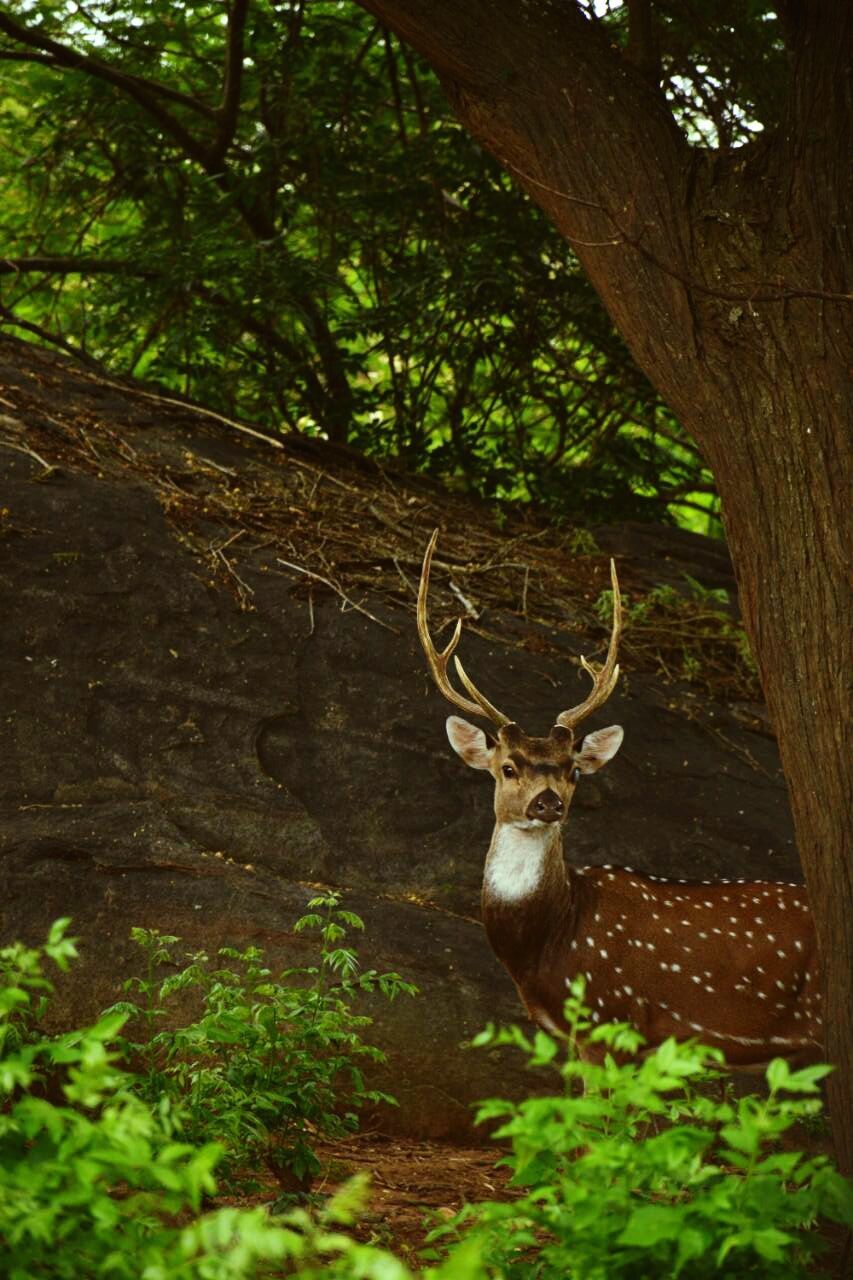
[
  {"xmin": 574, "ymin": 725, "xmax": 624, "ymax": 774},
  {"xmin": 446, "ymin": 716, "xmax": 495, "ymax": 770}
]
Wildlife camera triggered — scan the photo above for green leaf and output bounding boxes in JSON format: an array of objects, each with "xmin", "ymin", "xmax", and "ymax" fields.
[
  {"xmin": 766, "ymin": 1058, "xmax": 790, "ymax": 1091},
  {"xmin": 618, "ymin": 1204, "xmax": 685, "ymax": 1245},
  {"xmin": 782, "ymin": 1062, "xmax": 834, "ymax": 1093}
]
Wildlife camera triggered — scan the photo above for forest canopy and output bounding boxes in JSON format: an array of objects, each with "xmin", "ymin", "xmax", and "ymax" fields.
[{"xmin": 0, "ymin": 0, "xmax": 760, "ymax": 530}]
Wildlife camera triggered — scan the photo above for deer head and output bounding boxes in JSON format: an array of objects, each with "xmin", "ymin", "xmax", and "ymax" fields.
[{"xmin": 417, "ymin": 529, "xmax": 624, "ymax": 827}]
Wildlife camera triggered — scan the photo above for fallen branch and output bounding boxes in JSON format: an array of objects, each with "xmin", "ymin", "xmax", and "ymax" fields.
[
  {"xmin": 276, "ymin": 558, "xmax": 400, "ymax": 634},
  {"xmin": 0, "ymin": 436, "xmax": 57, "ymax": 477}
]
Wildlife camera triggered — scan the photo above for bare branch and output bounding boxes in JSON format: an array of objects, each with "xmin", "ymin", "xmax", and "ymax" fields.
[
  {"xmin": 0, "ymin": 256, "xmax": 154, "ymax": 278},
  {"xmin": 277, "ymin": 558, "xmax": 400, "ymax": 634},
  {"xmin": 0, "ymin": 301, "xmax": 100, "ymax": 367},
  {"xmin": 625, "ymin": 0, "xmax": 661, "ymax": 86},
  {"xmin": 211, "ymin": 0, "xmax": 250, "ymax": 164}
]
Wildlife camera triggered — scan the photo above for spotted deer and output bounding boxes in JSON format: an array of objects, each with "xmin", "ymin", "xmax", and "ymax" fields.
[{"xmin": 417, "ymin": 530, "xmax": 822, "ymax": 1066}]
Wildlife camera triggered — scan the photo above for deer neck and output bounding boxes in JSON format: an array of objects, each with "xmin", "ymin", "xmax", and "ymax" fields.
[{"xmin": 481, "ymin": 822, "xmax": 574, "ymax": 980}]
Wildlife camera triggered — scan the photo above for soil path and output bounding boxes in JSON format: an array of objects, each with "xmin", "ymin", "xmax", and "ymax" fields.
[{"xmin": 313, "ymin": 1134, "xmax": 511, "ymax": 1258}]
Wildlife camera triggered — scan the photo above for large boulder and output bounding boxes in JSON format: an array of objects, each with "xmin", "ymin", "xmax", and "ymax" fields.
[{"xmin": 0, "ymin": 337, "xmax": 796, "ymax": 1137}]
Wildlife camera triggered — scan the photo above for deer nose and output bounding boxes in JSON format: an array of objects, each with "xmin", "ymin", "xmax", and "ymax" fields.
[{"xmin": 526, "ymin": 788, "xmax": 564, "ymax": 823}]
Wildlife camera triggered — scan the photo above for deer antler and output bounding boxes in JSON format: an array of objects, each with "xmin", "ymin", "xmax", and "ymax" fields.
[
  {"xmin": 417, "ymin": 529, "xmax": 512, "ymax": 727},
  {"xmin": 556, "ymin": 559, "xmax": 622, "ymax": 731}
]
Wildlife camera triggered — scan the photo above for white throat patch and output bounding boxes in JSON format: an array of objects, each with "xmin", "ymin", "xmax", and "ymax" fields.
[{"xmin": 484, "ymin": 824, "xmax": 554, "ymax": 901}]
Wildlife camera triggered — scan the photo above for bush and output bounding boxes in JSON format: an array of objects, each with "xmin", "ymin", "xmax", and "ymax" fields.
[
  {"xmin": 2, "ymin": 926, "xmax": 849, "ymax": 1279},
  {"xmin": 104, "ymin": 892, "xmax": 415, "ymax": 1186},
  {"xmin": 0, "ymin": 919, "xmax": 221, "ymax": 1278},
  {"xmin": 0, "ymin": 912, "xmax": 416, "ymax": 1279},
  {"xmin": 431, "ymin": 979, "xmax": 853, "ymax": 1279}
]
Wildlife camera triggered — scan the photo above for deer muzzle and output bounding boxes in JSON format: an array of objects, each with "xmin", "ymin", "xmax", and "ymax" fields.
[{"xmin": 526, "ymin": 788, "xmax": 564, "ymax": 823}]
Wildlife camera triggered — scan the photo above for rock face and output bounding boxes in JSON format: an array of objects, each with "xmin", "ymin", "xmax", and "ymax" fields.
[{"xmin": 0, "ymin": 337, "xmax": 797, "ymax": 1137}]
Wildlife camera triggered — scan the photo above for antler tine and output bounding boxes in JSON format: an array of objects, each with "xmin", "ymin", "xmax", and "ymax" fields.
[
  {"xmin": 417, "ymin": 529, "xmax": 512, "ymax": 727},
  {"xmin": 556, "ymin": 558, "xmax": 622, "ymax": 731}
]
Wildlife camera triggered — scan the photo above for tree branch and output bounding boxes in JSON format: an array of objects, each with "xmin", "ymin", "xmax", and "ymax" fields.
[
  {"xmin": 625, "ymin": 0, "xmax": 661, "ymax": 86},
  {"xmin": 780, "ymin": 4, "xmax": 852, "ymax": 298},
  {"xmin": 383, "ymin": 29, "xmax": 409, "ymax": 147},
  {"xmin": 0, "ymin": 301, "xmax": 100, "ymax": 367},
  {"xmin": 0, "ymin": 9, "xmax": 278, "ymax": 247},
  {"xmin": 0, "ymin": 256, "xmax": 155, "ymax": 278},
  {"xmin": 0, "ymin": 12, "xmax": 217, "ymax": 121},
  {"xmin": 211, "ymin": 0, "xmax": 250, "ymax": 164}
]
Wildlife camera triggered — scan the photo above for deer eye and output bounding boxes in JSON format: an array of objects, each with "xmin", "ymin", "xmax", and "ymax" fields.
[
  {"xmin": 571, "ymin": 766, "xmax": 582, "ymax": 784},
  {"xmin": 501, "ymin": 764, "xmax": 516, "ymax": 779}
]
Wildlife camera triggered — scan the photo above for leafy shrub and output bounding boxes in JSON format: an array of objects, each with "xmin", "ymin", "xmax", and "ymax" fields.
[
  {"xmin": 0, "ymin": 920, "xmax": 222, "ymax": 1278},
  {"xmin": 3, "ymin": 925, "xmax": 849, "ymax": 1279},
  {"xmin": 104, "ymin": 892, "xmax": 416, "ymax": 1185},
  {"xmin": 0, "ymin": 913, "xmax": 418, "ymax": 1279},
  {"xmin": 431, "ymin": 979, "xmax": 853, "ymax": 1279}
]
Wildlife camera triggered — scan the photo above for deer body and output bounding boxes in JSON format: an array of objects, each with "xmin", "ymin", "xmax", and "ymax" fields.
[
  {"xmin": 482, "ymin": 835, "xmax": 821, "ymax": 1066},
  {"xmin": 417, "ymin": 530, "xmax": 822, "ymax": 1066}
]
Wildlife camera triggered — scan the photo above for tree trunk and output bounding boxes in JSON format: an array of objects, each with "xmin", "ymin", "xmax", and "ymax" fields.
[{"xmin": 351, "ymin": 0, "xmax": 853, "ymax": 1170}]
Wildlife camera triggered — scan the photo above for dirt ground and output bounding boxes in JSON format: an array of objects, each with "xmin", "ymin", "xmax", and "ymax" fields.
[{"xmin": 312, "ymin": 1133, "xmax": 512, "ymax": 1258}]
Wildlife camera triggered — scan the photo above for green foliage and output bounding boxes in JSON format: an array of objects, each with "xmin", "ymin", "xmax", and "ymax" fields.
[
  {"xmin": 596, "ymin": 575, "xmax": 758, "ymax": 697},
  {"xmin": 3, "ymin": 929, "xmax": 849, "ymax": 1278},
  {"xmin": 104, "ymin": 893, "xmax": 416, "ymax": 1185},
  {"xmin": 432, "ymin": 979, "xmax": 853, "ymax": 1279},
  {"xmin": 0, "ymin": 0, "xmax": 719, "ymax": 528},
  {"xmin": 0, "ymin": 914, "xmax": 420, "ymax": 1279},
  {"xmin": 0, "ymin": 920, "xmax": 220, "ymax": 1278}
]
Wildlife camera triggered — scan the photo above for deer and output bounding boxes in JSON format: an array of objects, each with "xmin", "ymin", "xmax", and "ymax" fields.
[{"xmin": 417, "ymin": 530, "xmax": 822, "ymax": 1067}]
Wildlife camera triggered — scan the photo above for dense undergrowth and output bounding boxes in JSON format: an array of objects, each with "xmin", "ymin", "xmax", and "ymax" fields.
[{"xmin": 1, "ymin": 916, "xmax": 850, "ymax": 1279}]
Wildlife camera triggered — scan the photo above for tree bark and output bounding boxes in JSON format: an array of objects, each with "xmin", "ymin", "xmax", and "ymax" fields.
[{"xmin": 351, "ymin": 0, "xmax": 853, "ymax": 1170}]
